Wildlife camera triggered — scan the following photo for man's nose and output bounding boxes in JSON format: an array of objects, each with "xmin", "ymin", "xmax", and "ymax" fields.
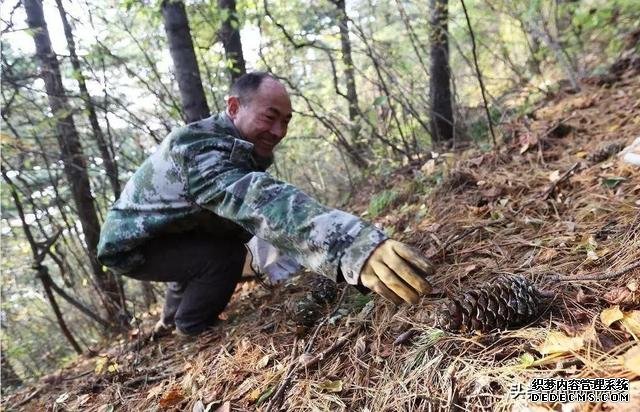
[{"xmin": 270, "ymin": 121, "xmax": 286, "ymax": 139}]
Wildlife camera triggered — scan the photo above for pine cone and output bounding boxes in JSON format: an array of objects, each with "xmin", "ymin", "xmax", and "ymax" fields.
[
  {"xmin": 437, "ymin": 276, "xmax": 544, "ymax": 333},
  {"xmin": 310, "ymin": 275, "xmax": 338, "ymax": 305},
  {"xmin": 290, "ymin": 298, "xmax": 323, "ymax": 328},
  {"xmin": 587, "ymin": 142, "xmax": 626, "ymax": 163}
]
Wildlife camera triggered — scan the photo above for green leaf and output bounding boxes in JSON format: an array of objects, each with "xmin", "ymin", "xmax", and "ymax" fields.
[
  {"xmin": 255, "ymin": 386, "xmax": 274, "ymax": 406},
  {"xmin": 602, "ymin": 176, "xmax": 625, "ymax": 188},
  {"xmin": 372, "ymin": 95, "xmax": 388, "ymax": 106}
]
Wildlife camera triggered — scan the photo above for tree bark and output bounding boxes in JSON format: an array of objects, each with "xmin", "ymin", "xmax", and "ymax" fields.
[
  {"xmin": 22, "ymin": 0, "xmax": 123, "ymax": 323},
  {"xmin": 333, "ymin": 0, "xmax": 369, "ymax": 168},
  {"xmin": 429, "ymin": 0, "xmax": 454, "ymax": 142},
  {"xmin": 218, "ymin": 0, "xmax": 247, "ymax": 84},
  {"xmin": 54, "ymin": 0, "xmax": 121, "ymax": 198},
  {"xmin": 161, "ymin": 0, "xmax": 210, "ymax": 123}
]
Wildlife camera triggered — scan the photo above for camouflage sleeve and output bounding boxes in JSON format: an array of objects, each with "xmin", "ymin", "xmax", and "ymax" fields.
[{"xmin": 180, "ymin": 137, "xmax": 387, "ymax": 285}]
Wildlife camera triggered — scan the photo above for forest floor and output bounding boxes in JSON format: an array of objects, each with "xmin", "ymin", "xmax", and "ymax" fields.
[{"xmin": 3, "ymin": 62, "xmax": 640, "ymax": 411}]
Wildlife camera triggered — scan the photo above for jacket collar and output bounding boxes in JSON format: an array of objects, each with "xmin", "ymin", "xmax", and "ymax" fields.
[{"xmin": 220, "ymin": 112, "xmax": 274, "ymax": 171}]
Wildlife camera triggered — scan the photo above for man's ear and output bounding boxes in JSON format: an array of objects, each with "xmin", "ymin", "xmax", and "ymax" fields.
[{"xmin": 226, "ymin": 95, "xmax": 240, "ymax": 119}]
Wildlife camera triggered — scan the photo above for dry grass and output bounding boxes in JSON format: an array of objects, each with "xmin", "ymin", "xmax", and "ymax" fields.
[{"xmin": 3, "ymin": 73, "xmax": 640, "ymax": 412}]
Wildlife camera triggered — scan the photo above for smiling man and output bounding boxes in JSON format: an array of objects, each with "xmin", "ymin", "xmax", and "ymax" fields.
[{"xmin": 98, "ymin": 72, "xmax": 434, "ymax": 337}]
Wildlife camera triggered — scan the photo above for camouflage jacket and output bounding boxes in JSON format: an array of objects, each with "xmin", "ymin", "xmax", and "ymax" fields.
[{"xmin": 97, "ymin": 113, "xmax": 387, "ymax": 285}]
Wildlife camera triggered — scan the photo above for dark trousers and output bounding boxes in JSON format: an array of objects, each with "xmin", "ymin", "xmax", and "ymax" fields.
[{"xmin": 124, "ymin": 233, "xmax": 247, "ymax": 335}]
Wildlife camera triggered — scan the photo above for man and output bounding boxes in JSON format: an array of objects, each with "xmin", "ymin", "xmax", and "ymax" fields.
[{"xmin": 97, "ymin": 72, "xmax": 434, "ymax": 336}]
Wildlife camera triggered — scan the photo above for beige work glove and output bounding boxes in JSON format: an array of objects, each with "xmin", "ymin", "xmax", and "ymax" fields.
[{"xmin": 359, "ymin": 239, "xmax": 433, "ymax": 305}]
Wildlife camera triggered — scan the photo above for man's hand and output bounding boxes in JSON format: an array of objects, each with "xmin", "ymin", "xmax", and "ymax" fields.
[{"xmin": 359, "ymin": 239, "xmax": 433, "ymax": 305}]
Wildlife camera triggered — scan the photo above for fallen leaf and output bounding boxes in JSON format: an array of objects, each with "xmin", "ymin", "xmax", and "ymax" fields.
[
  {"xmin": 628, "ymin": 280, "xmax": 638, "ymax": 292},
  {"xmin": 158, "ymin": 386, "xmax": 183, "ymax": 408},
  {"xmin": 94, "ymin": 357, "xmax": 108, "ymax": 374},
  {"xmin": 420, "ymin": 159, "xmax": 436, "ymax": 175},
  {"xmin": 549, "ymin": 170, "xmax": 561, "ymax": 182},
  {"xmin": 519, "ymin": 132, "xmax": 538, "ymax": 154},
  {"xmin": 537, "ymin": 248, "xmax": 558, "ymax": 264},
  {"xmin": 192, "ymin": 400, "xmax": 205, "ymax": 412},
  {"xmin": 255, "ymin": 387, "xmax": 274, "ymax": 406},
  {"xmin": 55, "ymin": 393, "xmax": 69, "ymax": 404},
  {"xmin": 621, "ymin": 310, "xmax": 640, "ymax": 337},
  {"xmin": 318, "ymin": 379, "xmax": 343, "ymax": 393},
  {"xmin": 621, "ymin": 345, "xmax": 640, "ymax": 376},
  {"xmin": 231, "ymin": 377, "xmax": 256, "ymax": 400},
  {"xmin": 464, "ymin": 264, "xmax": 479, "ymax": 275},
  {"xmin": 602, "ymin": 176, "xmax": 626, "ymax": 188},
  {"xmin": 76, "ymin": 394, "xmax": 91, "ymax": 406},
  {"xmin": 256, "ymin": 354, "xmax": 270, "ymax": 369},
  {"xmin": 575, "ymin": 151, "xmax": 589, "ymax": 158},
  {"xmin": 600, "ymin": 306, "xmax": 624, "ymax": 327},
  {"xmin": 214, "ymin": 401, "xmax": 231, "ymax": 412},
  {"xmin": 519, "ymin": 353, "xmax": 535, "ymax": 368},
  {"xmin": 603, "ymin": 287, "xmax": 639, "ymax": 306},
  {"xmin": 247, "ymin": 388, "xmax": 262, "ymax": 403},
  {"xmin": 538, "ymin": 330, "xmax": 584, "ymax": 355},
  {"xmin": 298, "ymin": 353, "xmax": 314, "ymax": 365}
]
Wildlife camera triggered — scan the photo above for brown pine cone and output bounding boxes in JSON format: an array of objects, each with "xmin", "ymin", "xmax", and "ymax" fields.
[
  {"xmin": 587, "ymin": 142, "xmax": 626, "ymax": 163},
  {"xmin": 438, "ymin": 276, "xmax": 545, "ymax": 333}
]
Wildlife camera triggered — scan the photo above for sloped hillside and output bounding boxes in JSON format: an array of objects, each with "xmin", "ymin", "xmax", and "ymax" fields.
[{"xmin": 3, "ymin": 65, "xmax": 639, "ymax": 412}]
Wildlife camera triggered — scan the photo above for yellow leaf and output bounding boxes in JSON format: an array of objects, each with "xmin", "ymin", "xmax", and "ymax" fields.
[
  {"xmin": 318, "ymin": 379, "xmax": 343, "ymax": 393},
  {"xmin": 247, "ymin": 388, "xmax": 261, "ymax": 402},
  {"xmin": 107, "ymin": 363, "xmax": 118, "ymax": 373},
  {"xmin": 538, "ymin": 331, "xmax": 584, "ymax": 355},
  {"xmin": 621, "ymin": 345, "xmax": 640, "ymax": 376},
  {"xmin": 94, "ymin": 357, "xmax": 108, "ymax": 374},
  {"xmin": 519, "ymin": 353, "xmax": 535, "ymax": 368},
  {"xmin": 621, "ymin": 310, "xmax": 640, "ymax": 338},
  {"xmin": 575, "ymin": 151, "xmax": 589, "ymax": 158},
  {"xmin": 600, "ymin": 306, "xmax": 624, "ymax": 327}
]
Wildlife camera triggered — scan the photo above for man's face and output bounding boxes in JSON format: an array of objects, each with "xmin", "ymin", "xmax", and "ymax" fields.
[{"xmin": 227, "ymin": 78, "xmax": 293, "ymax": 158}]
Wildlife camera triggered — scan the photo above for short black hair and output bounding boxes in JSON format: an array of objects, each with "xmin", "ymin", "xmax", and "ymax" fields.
[{"xmin": 229, "ymin": 71, "xmax": 278, "ymax": 105}]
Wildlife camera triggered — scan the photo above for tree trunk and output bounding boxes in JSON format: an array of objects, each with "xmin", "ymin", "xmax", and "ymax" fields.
[
  {"xmin": 22, "ymin": 0, "xmax": 123, "ymax": 324},
  {"xmin": 218, "ymin": 0, "xmax": 247, "ymax": 84},
  {"xmin": 429, "ymin": 0, "xmax": 454, "ymax": 142},
  {"xmin": 55, "ymin": 0, "xmax": 121, "ymax": 198},
  {"xmin": 1, "ymin": 355, "xmax": 23, "ymax": 392},
  {"xmin": 161, "ymin": 0, "xmax": 210, "ymax": 123},
  {"xmin": 334, "ymin": 0, "xmax": 369, "ymax": 168}
]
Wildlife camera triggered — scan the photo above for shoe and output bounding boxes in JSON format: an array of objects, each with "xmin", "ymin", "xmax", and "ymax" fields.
[
  {"xmin": 151, "ymin": 319, "xmax": 174, "ymax": 340},
  {"xmin": 174, "ymin": 326, "xmax": 199, "ymax": 343}
]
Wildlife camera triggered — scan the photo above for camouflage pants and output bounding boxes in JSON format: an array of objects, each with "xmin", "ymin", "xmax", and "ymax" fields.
[{"xmin": 124, "ymin": 233, "xmax": 247, "ymax": 335}]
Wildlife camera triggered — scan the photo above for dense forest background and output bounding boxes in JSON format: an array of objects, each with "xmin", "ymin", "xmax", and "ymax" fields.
[{"xmin": 1, "ymin": 0, "xmax": 639, "ymax": 391}]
